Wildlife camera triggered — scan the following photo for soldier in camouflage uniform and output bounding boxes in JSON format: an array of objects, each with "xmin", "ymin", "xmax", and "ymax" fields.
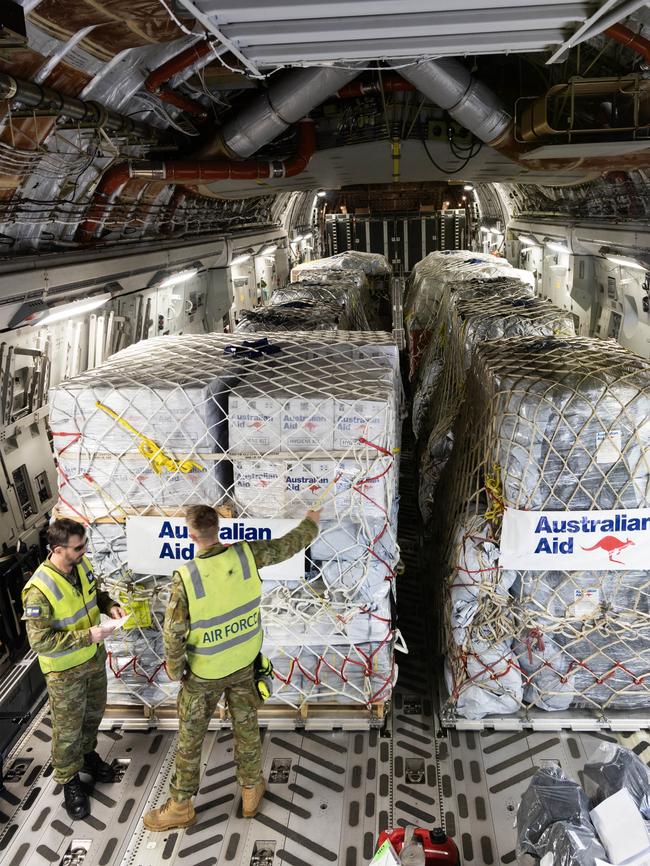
[
  {"xmin": 143, "ymin": 505, "xmax": 320, "ymax": 831},
  {"xmin": 22, "ymin": 518, "xmax": 126, "ymax": 821}
]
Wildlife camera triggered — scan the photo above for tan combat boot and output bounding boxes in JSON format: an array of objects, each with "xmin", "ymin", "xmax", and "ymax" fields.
[
  {"xmin": 241, "ymin": 780, "xmax": 266, "ymax": 818},
  {"xmin": 143, "ymin": 797, "xmax": 196, "ymax": 831}
]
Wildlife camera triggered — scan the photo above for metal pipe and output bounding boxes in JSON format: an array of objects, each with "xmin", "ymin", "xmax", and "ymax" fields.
[
  {"xmin": 219, "ymin": 66, "xmax": 358, "ymax": 158},
  {"xmin": 546, "ymin": 0, "xmax": 649, "ymax": 64},
  {"xmin": 0, "ymin": 72, "xmax": 156, "ymax": 140},
  {"xmin": 400, "ymin": 58, "xmax": 512, "ymax": 144},
  {"xmin": 145, "ymin": 38, "xmax": 214, "ymax": 119},
  {"xmin": 605, "ymin": 22, "xmax": 650, "ymax": 63},
  {"xmin": 76, "ymin": 119, "xmax": 316, "ymax": 242},
  {"xmin": 337, "ymin": 74, "xmax": 416, "ymax": 99}
]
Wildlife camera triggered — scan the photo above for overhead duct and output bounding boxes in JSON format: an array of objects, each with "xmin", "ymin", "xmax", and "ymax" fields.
[
  {"xmin": 76, "ymin": 119, "xmax": 315, "ymax": 242},
  {"xmin": 400, "ymin": 59, "xmax": 512, "ymax": 145},
  {"xmin": 77, "ymin": 64, "xmax": 358, "ymax": 241},
  {"xmin": 219, "ymin": 66, "xmax": 359, "ymax": 159}
]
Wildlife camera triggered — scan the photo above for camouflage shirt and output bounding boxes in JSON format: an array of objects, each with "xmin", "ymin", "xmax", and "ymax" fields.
[
  {"xmin": 23, "ymin": 557, "xmax": 117, "ymax": 657},
  {"xmin": 164, "ymin": 517, "xmax": 319, "ymax": 680}
]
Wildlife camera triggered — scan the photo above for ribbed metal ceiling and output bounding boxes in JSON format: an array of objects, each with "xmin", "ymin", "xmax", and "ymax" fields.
[{"xmin": 182, "ymin": 0, "xmax": 594, "ymax": 68}]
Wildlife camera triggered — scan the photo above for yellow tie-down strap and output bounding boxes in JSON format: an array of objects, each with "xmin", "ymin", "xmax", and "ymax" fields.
[{"xmin": 95, "ymin": 401, "xmax": 204, "ymax": 475}]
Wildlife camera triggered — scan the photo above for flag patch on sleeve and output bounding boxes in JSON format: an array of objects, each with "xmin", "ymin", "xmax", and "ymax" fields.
[{"xmin": 24, "ymin": 605, "xmax": 43, "ymax": 618}]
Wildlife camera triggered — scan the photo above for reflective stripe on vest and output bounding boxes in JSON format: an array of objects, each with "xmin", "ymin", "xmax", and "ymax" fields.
[
  {"xmin": 178, "ymin": 542, "xmax": 262, "ymax": 680},
  {"xmin": 23, "ymin": 556, "xmax": 100, "ymax": 674}
]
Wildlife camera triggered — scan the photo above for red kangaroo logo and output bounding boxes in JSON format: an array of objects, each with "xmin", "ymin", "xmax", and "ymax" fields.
[
  {"xmin": 581, "ymin": 535, "xmax": 635, "ymax": 565},
  {"xmin": 308, "ymin": 484, "xmax": 321, "ymax": 492},
  {"xmin": 304, "ymin": 421, "xmax": 319, "ymax": 432}
]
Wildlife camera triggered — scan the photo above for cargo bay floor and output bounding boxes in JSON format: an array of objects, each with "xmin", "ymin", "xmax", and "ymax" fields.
[{"xmin": 0, "ymin": 435, "xmax": 648, "ymax": 866}]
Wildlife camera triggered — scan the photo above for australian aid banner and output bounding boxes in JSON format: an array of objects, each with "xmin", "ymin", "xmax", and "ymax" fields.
[
  {"xmin": 126, "ymin": 516, "xmax": 304, "ymax": 581},
  {"xmin": 499, "ymin": 507, "xmax": 650, "ymax": 571}
]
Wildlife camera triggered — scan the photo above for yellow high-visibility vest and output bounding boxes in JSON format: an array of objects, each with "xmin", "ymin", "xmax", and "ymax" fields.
[
  {"xmin": 178, "ymin": 543, "xmax": 262, "ymax": 679},
  {"xmin": 23, "ymin": 556, "xmax": 100, "ymax": 674}
]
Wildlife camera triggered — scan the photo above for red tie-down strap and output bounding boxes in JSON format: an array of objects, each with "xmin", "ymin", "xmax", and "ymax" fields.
[
  {"xmin": 271, "ymin": 624, "xmax": 396, "ymax": 689},
  {"xmin": 51, "ymin": 432, "xmax": 92, "ymax": 524},
  {"xmin": 452, "ymin": 531, "xmax": 502, "ymax": 590},
  {"xmin": 450, "ymin": 647, "xmax": 518, "ymax": 701},
  {"xmin": 107, "ymin": 651, "xmax": 167, "ymax": 684},
  {"xmin": 450, "ymin": 641, "xmax": 650, "ymax": 701},
  {"xmin": 51, "ymin": 430, "xmax": 83, "ymax": 456}
]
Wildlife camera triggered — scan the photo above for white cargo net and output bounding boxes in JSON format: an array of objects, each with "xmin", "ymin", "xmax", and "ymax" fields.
[
  {"xmin": 434, "ymin": 336, "xmax": 650, "ymax": 720},
  {"xmin": 49, "ymin": 330, "xmax": 404, "ymax": 713},
  {"xmin": 404, "ymin": 249, "xmax": 535, "ymax": 378}
]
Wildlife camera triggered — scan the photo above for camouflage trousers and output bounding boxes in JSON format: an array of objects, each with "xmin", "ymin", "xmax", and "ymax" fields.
[
  {"xmin": 170, "ymin": 663, "xmax": 262, "ymax": 802},
  {"xmin": 46, "ymin": 647, "xmax": 107, "ymax": 784}
]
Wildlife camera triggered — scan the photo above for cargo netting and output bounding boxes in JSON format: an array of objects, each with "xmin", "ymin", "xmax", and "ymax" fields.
[
  {"xmin": 291, "ymin": 253, "xmax": 391, "ymax": 329},
  {"xmin": 404, "ymin": 250, "xmax": 535, "ymax": 378},
  {"xmin": 235, "ymin": 302, "xmax": 351, "ymax": 332},
  {"xmin": 290, "ymin": 252, "xmax": 391, "ymax": 281},
  {"xmin": 269, "ymin": 270, "xmax": 373, "ymax": 331},
  {"xmin": 49, "ymin": 330, "xmax": 404, "ymax": 713},
  {"xmin": 435, "ymin": 337, "xmax": 650, "ymax": 720},
  {"xmin": 414, "ymin": 281, "xmax": 575, "ymax": 523}
]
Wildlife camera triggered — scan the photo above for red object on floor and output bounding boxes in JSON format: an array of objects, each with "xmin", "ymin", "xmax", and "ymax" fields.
[{"xmin": 376, "ymin": 827, "xmax": 461, "ymax": 864}]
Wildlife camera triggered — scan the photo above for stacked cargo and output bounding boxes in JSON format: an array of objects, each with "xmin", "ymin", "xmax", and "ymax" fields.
[
  {"xmin": 291, "ymin": 252, "xmax": 391, "ymax": 328},
  {"xmin": 436, "ymin": 337, "xmax": 650, "ymax": 720},
  {"xmin": 49, "ymin": 331, "xmax": 402, "ymax": 719},
  {"xmin": 235, "ymin": 302, "xmax": 348, "ymax": 332},
  {"xmin": 404, "ymin": 250, "xmax": 534, "ymax": 377},
  {"xmin": 415, "ymin": 284, "xmax": 575, "ymax": 522}
]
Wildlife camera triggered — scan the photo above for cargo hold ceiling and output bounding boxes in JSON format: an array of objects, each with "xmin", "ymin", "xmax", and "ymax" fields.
[{"xmin": 1, "ymin": 0, "xmax": 649, "ymax": 253}]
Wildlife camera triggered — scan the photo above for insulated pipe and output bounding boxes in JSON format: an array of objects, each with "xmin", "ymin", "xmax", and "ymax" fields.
[
  {"xmin": 400, "ymin": 59, "xmax": 512, "ymax": 145},
  {"xmin": 337, "ymin": 74, "xmax": 416, "ymax": 99},
  {"xmin": 605, "ymin": 22, "xmax": 650, "ymax": 63},
  {"xmin": 0, "ymin": 72, "xmax": 155, "ymax": 140},
  {"xmin": 76, "ymin": 119, "xmax": 316, "ymax": 242},
  {"xmin": 219, "ymin": 66, "xmax": 358, "ymax": 159},
  {"xmin": 145, "ymin": 38, "xmax": 214, "ymax": 119}
]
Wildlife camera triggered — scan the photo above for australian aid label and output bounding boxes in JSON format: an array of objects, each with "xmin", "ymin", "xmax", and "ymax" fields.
[{"xmin": 499, "ymin": 507, "xmax": 650, "ymax": 571}]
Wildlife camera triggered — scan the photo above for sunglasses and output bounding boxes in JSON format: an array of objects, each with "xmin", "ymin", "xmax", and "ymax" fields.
[{"xmin": 60, "ymin": 541, "xmax": 88, "ymax": 552}]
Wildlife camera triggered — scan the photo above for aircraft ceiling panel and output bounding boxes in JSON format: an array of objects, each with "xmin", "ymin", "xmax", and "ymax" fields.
[
  {"xmin": 185, "ymin": 0, "xmax": 592, "ymax": 66},
  {"xmin": 203, "ymin": 140, "xmax": 595, "ymax": 198}
]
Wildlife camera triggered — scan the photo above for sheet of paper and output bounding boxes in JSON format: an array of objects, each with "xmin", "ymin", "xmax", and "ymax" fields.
[
  {"xmin": 590, "ymin": 788, "xmax": 650, "ymax": 864},
  {"xmin": 104, "ymin": 614, "xmax": 132, "ymax": 631}
]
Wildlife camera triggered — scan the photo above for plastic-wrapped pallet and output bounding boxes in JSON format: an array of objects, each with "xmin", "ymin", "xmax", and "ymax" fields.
[
  {"xmin": 412, "ymin": 276, "xmax": 544, "ymax": 440},
  {"xmin": 270, "ymin": 275, "xmax": 372, "ymax": 331},
  {"xmin": 49, "ymin": 331, "xmax": 402, "ymax": 717},
  {"xmin": 436, "ymin": 336, "xmax": 650, "ymax": 720},
  {"xmin": 404, "ymin": 250, "xmax": 535, "ymax": 377},
  {"xmin": 235, "ymin": 302, "xmax": 345, "ymax": 332},
  {"xmin": 416, "ymin": 288, "xmax": 575, "ymax": 523},
  {"xmin": 290, "ymin": 251, "xmax": 391, "ymax": 281},
  {"xmin": 290, "ymin": 254, "xmax": 391, "ymax": 329}
]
